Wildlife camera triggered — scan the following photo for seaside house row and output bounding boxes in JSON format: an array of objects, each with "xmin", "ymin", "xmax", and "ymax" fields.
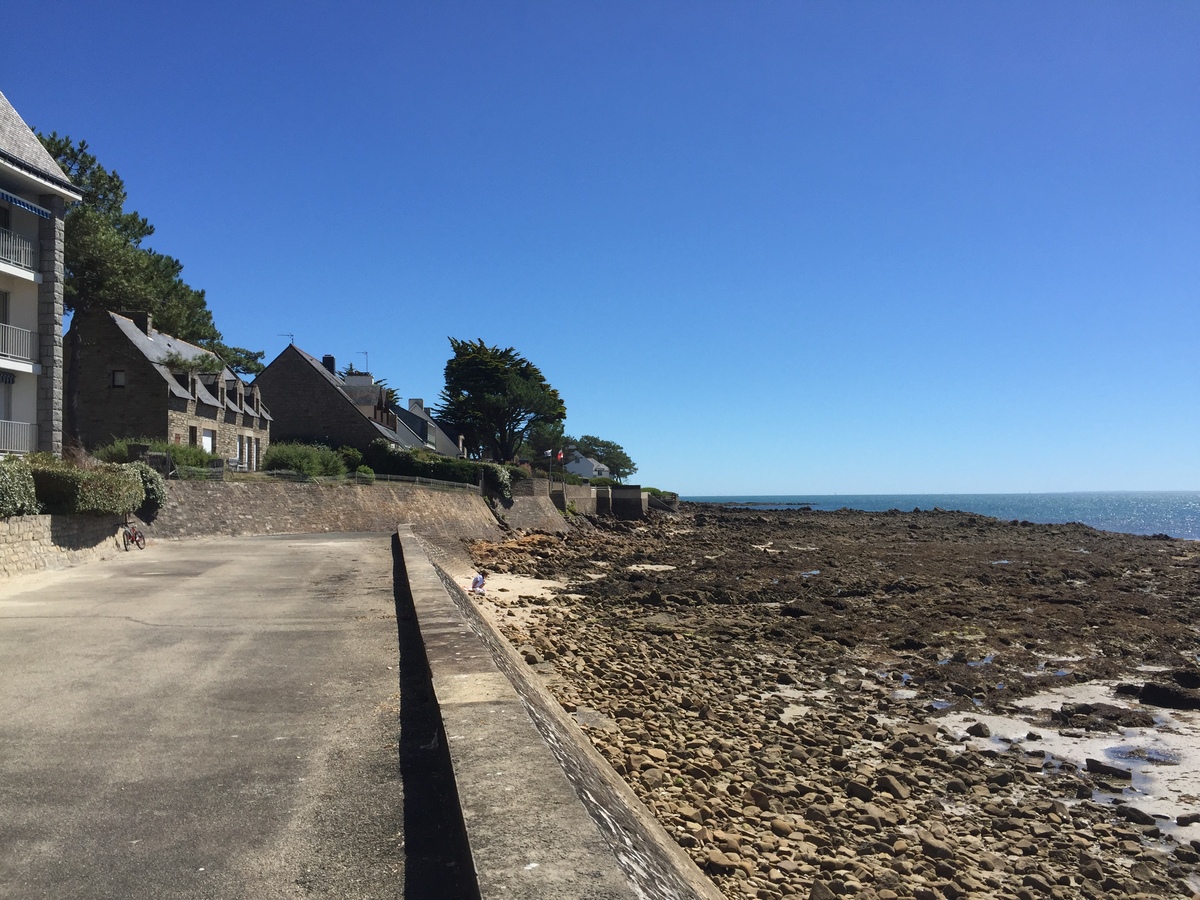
[
  {"xmin": 253, "ymin": 345, "xmax": 459, "ymax": 455},
  {"xmin": 65, "ymin": 311, "xmax": 271, "ymax": 469},
  {"xmin": 0, "ymin": 90, "xmax": 82, "ymax": 455}
]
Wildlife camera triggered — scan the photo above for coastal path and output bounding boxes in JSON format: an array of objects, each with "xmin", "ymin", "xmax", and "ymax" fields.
[{"xmin": 0, "ymin": 533, "xmax": 414, "ymax": 899}]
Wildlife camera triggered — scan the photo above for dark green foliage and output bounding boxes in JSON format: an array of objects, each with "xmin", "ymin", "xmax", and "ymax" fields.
[
  {"xmin": 0, "ymin": 457, "xmax": 40, "ymax": 516},
  {"xmin": 27, "ymin": 456, "xmax": 144, "ymax": 515},
  {"xmin": 338, "ymin": 446, "xmax": 364, "ymax": 470},
  {"xmin": 643, "ymin": 487, "xmax": 678, "ymax": 500},
  {"xmin": 364, "ymin": 439, "xmax": 480, "ymax": 485},
  {"xmin": 355, "ymin": 465, "xmax": 376, "ymax": 484},
  {"xmin": 434, "ymin": 338, "xmax": 565, "ymax": 462},
  {"xmin": 38, "ymin": 133, "xmax": 265, "ymax": 437},
  {"xmin": 201, "ymin": 342, "xmax": 265, "ymax": 376},
  {"xmin": 589, "ymin": 477, "xmax": 617, "ymax": 488},
  {"xmin": 126, "ymin": 461, "xmax": 167, "ymax": 515},
  {"xmin": 574, "ymin": 435, "xmax": 637, "ymax": 483},
  {"xmin": 262, "ymin": 443, "xmax": 347, "ymax": 477}
]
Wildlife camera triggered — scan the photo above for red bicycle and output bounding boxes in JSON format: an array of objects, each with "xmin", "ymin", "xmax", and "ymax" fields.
[{"xmin": 119, "ymin": 520, "xmax": 146, "ymax": 551}]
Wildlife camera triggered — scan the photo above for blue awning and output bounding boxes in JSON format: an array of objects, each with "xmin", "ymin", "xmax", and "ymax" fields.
[{"xmin": 0, "ymin": 190, "xmax": 51, "ymax": 219}]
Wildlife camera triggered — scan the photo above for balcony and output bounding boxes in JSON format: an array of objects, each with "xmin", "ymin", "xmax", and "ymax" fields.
[
  {"xmin": 0, "ymin": 323, "xmax": 36, "ymax": 364},
  {"xmin": 0, "ymin": 226, "xmax": 35, "ymax": 272},
  {"xmin": 0, "ymin": 419, "xmax": 35, "ymax": 454}
]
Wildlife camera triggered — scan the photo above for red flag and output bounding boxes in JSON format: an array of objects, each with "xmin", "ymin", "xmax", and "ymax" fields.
[{"xmin": 556, "ymin": 450, "xmax": 564, "ymax": 460}]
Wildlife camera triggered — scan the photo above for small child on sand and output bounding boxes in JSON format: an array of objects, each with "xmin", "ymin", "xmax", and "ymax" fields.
[{"xmin": 470, "ymin": 571, "xmax": 487, "ymax": 595}]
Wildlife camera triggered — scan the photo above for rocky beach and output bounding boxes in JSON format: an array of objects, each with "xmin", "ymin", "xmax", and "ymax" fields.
[{"xmin": 468, "ymin": 505, "xmax": 1200, "ymax": 900}]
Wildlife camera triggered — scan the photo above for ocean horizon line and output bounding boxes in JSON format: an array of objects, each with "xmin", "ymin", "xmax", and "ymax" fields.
[{"xmin": 676, "ymin": 491, "xmax": 1200, "ymax": 541}]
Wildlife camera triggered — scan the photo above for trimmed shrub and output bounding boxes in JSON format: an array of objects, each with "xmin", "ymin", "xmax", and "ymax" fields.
[
  {"xmin": 262, "ymin": 442, "xmax": 347, "ymax": 478},
  {"xmin": 0, "ymin": 456, "xmax": 40, "ymax": 516},
  {"xmin": 355, "ymin": 464, "xmax": 376, "ymax": 484},
  {"xmin": 126, "ymin": 461, "xmax": 167, "ymax": 515},
  {"xmin": 590, "ymin": 477, "xmax": 617, "ymax": 488},
  {"xmin": 28, "ymin": 456, "xmax": 144, "ymax": 515},
  {"xmin": 363, "ymin": 439, "xmax": 479, "ymax": 485}
]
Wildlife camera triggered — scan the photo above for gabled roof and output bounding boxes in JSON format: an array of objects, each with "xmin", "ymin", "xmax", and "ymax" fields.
[
  {"xmin": 106, "ymin": 312, "xmax": 270, "ymax": 419},
  {"xmin": 0, "ymin": 91, "xmax": 82, "ymax": 199},
  {"xmin": 278, "ymin": 345, "xmax": 415, "ymax": 446}
]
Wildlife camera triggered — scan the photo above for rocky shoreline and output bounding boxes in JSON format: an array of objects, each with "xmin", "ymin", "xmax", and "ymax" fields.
[{"xmin": 469, "ymin": 505, "xmax": 1200, "ymax": 899}]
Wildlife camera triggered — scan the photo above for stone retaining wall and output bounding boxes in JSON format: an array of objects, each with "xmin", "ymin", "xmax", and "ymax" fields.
[
  {"xmin": 145, "ymin": 479, "xmax": 504, "ymax": 546},
  {"xmin": 0, "ymin": 515, "xmax": 123, "ymax": 577},
  {"xmin": 1, "ymin": 478, "xmax": 572, "ymax": 578}
]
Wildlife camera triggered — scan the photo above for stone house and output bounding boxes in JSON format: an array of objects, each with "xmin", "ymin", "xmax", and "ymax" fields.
[
  {"xmin": 394, "ymin": 398, "xmax": 462, "ymax": 457},
  {"xmin": 64, "ymin": 311, "xmax": 271, "ymax": 468},
  {"xmin": 0, "ymin": 90, "xmax": 82, "ymax": 455},
  {"xmin": 254, "ymin": 346, "xmax": 422, "ymax": 452}
]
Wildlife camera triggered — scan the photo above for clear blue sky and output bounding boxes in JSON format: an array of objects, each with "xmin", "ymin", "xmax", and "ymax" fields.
[{"xmin": 7, "ymin": 1, "xmax": 1198, "ymax": 494}]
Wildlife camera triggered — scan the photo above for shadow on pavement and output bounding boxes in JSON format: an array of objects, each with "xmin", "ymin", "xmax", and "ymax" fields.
[{"xmin": 393, "ymin": 534, "xmax": 482, "ymax": 900}]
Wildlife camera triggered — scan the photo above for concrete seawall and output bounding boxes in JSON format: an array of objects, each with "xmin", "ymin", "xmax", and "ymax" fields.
[{"xmin": 397, "ymin": 526, "xmax": 723, "ymax": 899}]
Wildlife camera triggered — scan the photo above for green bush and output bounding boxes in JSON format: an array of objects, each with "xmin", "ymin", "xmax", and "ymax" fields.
[
  {"xmin": 262, "ymin": 442, "xmax": 347, "ymax": 478},
  {"xmin": 126, "ymin": 461, "xmax": 167, "ymax": 515},
  {"xmin": 355, "ymin": 464, "xmax": 376, "ymax": 484},
  {"xmin": 93, "ymin": 437, "xmax": 218, "ymax": 468},
  {"xmin": 338, "ymin": 446, "xmax": 364, "ymax": 470},
  {"xmin": 28, "ymin": 456, "xmax": 144, "ymax": 515},
  {"xmin": 589, "ymin": 476, "xmax": 617, "ymax": 488},
  {"xmin": 0, "ymin": 456, "xmax": 40, "ymax": 516},
  {"xmin": 363, "ymin": 439, "xmax": 480, "ymax": 485}
]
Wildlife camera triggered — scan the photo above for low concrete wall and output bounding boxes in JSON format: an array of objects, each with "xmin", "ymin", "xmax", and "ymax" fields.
[
  {"xmin": 397, "ymin": 527, "xmax": 723, "ymax": 900},
  {"xmin": 0, "ymin": 514, "xmax": 125, "ymax": 577},
  {"xmin": 612, "ymin": 485, "xmax": 649, "ymax": 519}
]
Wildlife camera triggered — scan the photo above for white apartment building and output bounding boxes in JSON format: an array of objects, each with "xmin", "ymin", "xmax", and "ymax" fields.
[{"xmin": 0, "ymin": 90, "xmax": 80, "ymax": 454}]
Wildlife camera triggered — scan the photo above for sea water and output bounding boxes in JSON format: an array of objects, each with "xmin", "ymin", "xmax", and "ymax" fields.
[{"xmin": 681, "ymin": 492, "xmax": 1200, "ymax": 541}]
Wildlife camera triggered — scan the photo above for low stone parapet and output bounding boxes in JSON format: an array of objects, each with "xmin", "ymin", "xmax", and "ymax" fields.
[{"xmin": 0, "ymin": 514, "xmax": 121, "ymax": 577}]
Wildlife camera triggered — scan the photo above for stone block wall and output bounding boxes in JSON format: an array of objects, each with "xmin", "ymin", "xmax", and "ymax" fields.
[
  {"xmin": 144, "ymin": 479, "xmax": 506, "ymax": 547},
  {"xmin": 0, "ymin": 515, "xmax": 123, "ymax": 577},
  {"xmin": 511, "ymin": 476, "xmax": 551, "ymax": 498},
  {"xmin": 0, "ymin": 479, "xmax": 577, "ymax": 578}
]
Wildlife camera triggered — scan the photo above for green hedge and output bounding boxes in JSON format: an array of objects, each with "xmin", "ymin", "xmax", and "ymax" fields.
[
  {"xmin": 0, "ymin": 457, "xmax": 40, "ymax": 516},
  {"xmin": 363, "ymin": 440, "xmax": 526, "ymax": 499},
  {"xmin": 262, "ymin": 442, "xmax": 347, "ymax": 477},
  {"xmin": 364, "ymin": 440, "xmax": 479, "ymax": 484},
  {"xmin": 127, "ymin": 461, "xmax": 167, "ymax": 514},
  {"xmin": 27, "ymin": 456, "xmax": 144, "ymax": 515}
]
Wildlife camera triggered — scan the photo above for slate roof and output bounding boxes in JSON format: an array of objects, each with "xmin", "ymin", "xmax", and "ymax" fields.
[
  {"xmin": 284, "ymin": 346, "xmax": 416, "ymax": 446},
  {"xmin": 0, "ymin": 91, "xmax": 81, "ymax": 197},
  {"xmin": 107, "ymin": 312, "xmax": 271, "ymax": 420}
]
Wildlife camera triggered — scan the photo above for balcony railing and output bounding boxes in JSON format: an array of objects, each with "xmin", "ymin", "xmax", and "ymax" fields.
[
  {"xmin": 0, "ymin": 226, "xmax": 35, "ymax": 271},
  {"xmin": 0, "ymin": 420, "xmax": 36, "ymax": 454},
  {"xmin": 0, "ymin": 323, "xmax": 36, "ymax": 363}
]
